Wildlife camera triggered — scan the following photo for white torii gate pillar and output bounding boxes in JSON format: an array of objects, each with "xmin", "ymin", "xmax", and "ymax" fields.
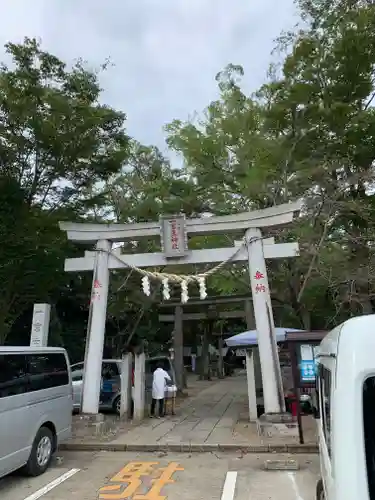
[
  {"xmin": 246, "ymin": 228, "xmax": 285, "ymax": 414},
  {"xmin": 82, "ymin": 239, "xmax": 111, "ymax": 415}
]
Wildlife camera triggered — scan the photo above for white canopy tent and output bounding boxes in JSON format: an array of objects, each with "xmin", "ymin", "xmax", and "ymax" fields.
[
  {"xmin": 225, "ymin": 327, "xmax": 305, "ymax": 422},
  {"xmin": 225, "ymin": 327, "xmax": 305, "ymax": 347}
]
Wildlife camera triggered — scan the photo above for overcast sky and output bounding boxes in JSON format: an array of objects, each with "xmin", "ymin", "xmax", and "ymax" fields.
[{"xmin": 0, "ymin": 0, "xmax": 298, "ymax": 156}]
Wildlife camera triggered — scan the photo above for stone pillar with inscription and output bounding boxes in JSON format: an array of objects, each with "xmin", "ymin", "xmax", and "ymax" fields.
[{"xmin": 30, "ymin": 303, "xmax": 51, "ymax": 347}]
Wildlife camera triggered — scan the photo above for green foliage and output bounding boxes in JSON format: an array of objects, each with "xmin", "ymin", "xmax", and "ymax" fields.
[
  {"xmin": 0, "ymin": 176, "xmax": 65, "ymax": 341},
  {"xmin": 0, "ymin": 37, "xmax": 130, "ymax": 211},
  {"xmin": 261, "ymin": 0, "xmax": 375, "ymax": 315},
  {"xmin": 165, "ymin": 0, "xmax": 375, "ymax": 327},
  {"xmin": 0, "ymin": 37, "xmax": 130, "ymax": 344},
  {"xmin": 104, "ymin": 141, "xmax": 205, "ymax": 223}
]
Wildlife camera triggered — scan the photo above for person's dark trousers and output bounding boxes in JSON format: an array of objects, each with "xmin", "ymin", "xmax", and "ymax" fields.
[{"xmin": 151, "ymin": 398, "xmax": 165, "ymax": 417}]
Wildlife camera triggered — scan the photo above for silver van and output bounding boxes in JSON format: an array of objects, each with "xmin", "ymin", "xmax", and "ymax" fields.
[
  {"xmin": 0, "ymin": 347, "xmax": 72, "ymax": 479},
  {"xmin": 72, "ymin": 356, "xmax": 176, "ymax": 414}
]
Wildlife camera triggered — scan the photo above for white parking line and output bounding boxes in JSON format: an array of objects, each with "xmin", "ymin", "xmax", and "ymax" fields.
[
  {"xmin": 221, "ymin": 471, "xmax": 238, "ymax": 500},
  {"xmin": 287, "ymin": 472, "xmax": 305, "ymax": 500},
  {"xmin": 23, "ymin": 468, "xmax": 80, "ymax": 500}
]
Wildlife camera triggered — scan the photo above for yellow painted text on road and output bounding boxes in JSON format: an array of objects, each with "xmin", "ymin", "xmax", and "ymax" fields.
[{"xmin": 98, "ymin": 461, "xmax": 184, "ymax": 500}]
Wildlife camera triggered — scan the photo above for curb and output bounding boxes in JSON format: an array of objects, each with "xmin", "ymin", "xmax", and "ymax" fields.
[{"xmin": 60, "ymin": 442, "xmax": 319, "ymax": 454}]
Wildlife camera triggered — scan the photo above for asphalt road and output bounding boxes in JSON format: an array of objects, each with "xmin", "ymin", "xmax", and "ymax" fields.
[{"xmin": 0, "ymin": 451, "xmax": 320, "ymax": 500}]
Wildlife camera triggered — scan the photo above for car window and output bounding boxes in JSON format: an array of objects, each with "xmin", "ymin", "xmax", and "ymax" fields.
[
  {"xmin": 102, "ymin": 362, "xmax": 119, "ymax": 379},
  {"xmin": 71, "ymin": 363, "xmax": 84, "ymax": 381},
  {"xmin": 71, "ymin": 369, "xmax": 83, "ymax": 382},
  {"xmin": 71, "ymin": 362, "xmax": 84, "ymax": 371},
  {"xmin": 0, "ymin": 354, "xmax": 28, "ymax": 398},
  {"xmin": 27, "ymin": 353, "xmax": 69, "ymax": 391},
  {"xmin": 0, "ymin": 352, "xmax": 69, "ymax": 397}
]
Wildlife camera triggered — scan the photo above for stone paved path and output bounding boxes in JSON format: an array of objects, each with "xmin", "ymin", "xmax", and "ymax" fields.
[
  {"xmin": 66, "ymin": 373, "xmax": 317, "ymax": 450},
  {"xmin": 112, "ymin": 374, "xmax": 249, "ymax": 446}
]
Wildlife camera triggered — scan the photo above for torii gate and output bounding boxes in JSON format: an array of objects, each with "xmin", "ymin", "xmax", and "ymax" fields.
[{"xmin": 59, "ymin": 201, "xmax": 301, "ymax": 417}]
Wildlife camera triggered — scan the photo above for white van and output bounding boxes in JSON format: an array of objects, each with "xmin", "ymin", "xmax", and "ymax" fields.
[
  {"xmin": 0, "ymin": 347, "xmax": 72, "ymax": 479},
  {"xmin": 315, "ymin": 315, "xmax": 375, "ymax": 500}
]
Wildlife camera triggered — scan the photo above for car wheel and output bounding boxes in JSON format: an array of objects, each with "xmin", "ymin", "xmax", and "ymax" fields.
[
  {"xmin": 113, "ymin": 396, "xmax": 121, "ymax": 415},
  {"xmin": 113, "ymin": 397, "xmax": 135, "ymax": 417},
  {"xmin": 25, "ymin": 426, "xmax": 54, "ymax": 477},
  {"xmin": 316, "ymin": 479, "xmax": 325, "ymax": 500}
]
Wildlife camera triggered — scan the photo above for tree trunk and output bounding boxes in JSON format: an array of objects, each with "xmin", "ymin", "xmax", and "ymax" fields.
[{"xmin": 299, "ymin": 306, "xmax": 311, "ymax": 330}]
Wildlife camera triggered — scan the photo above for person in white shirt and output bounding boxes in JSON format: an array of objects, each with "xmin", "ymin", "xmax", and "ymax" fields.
[{"xmin": 151, "ymin": 363, "xmax": 171, "ymax": 418}]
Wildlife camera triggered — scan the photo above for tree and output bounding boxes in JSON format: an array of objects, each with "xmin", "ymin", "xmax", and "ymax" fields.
[
  {"xmin": 103, "ymin": 141, "xmax": 205, "ymax": 224},
  {"xmin": 259, "ymin": 0, "xmax": 375, "ymax": 317},
  {"xmin": 0, "ymin": 37, "xmax": 130, "ymax": 211},
  {"xmin": 0, "ymin": 37, "xmax": 131, "ymax": 342},
  {"xmin": 166, "ymin": 64, "xmax": 279, "ymax": 215},
  {"xmin": 166, "ymin": 0, "xmax": 375, "ymax": 328},
  {"xmin": 0, "ymin": 177, "xmax": 65, "ymax": 341}
]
